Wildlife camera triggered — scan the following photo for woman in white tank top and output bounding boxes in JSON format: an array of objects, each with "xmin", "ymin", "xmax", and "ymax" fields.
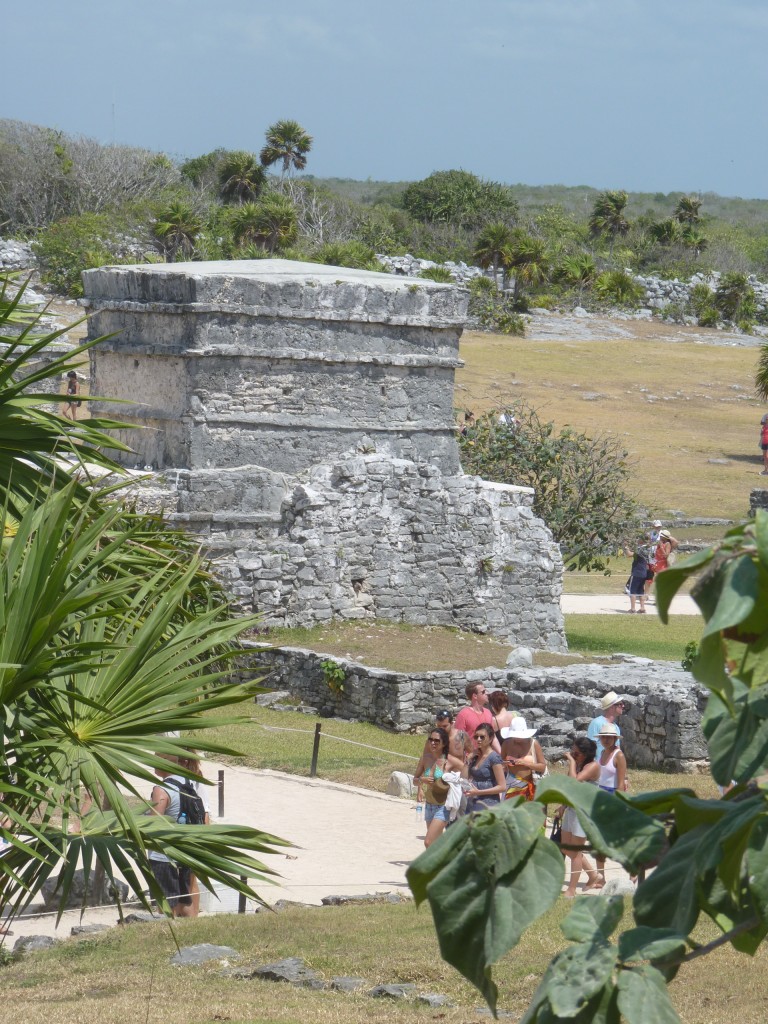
[{"xmin": 594, "ymin": 723, "xmax": 627, "ymax": 888}]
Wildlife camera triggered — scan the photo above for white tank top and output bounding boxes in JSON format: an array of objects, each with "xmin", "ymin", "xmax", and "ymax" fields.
[{"xmin": 599, "ymin": 748, "xmax": 619, "ymax": 791}]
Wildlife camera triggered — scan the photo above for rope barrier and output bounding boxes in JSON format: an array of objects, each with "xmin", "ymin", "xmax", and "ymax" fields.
[{"xmin": 249, "ymin": 720, "xmax": 422, "ymax": 762}]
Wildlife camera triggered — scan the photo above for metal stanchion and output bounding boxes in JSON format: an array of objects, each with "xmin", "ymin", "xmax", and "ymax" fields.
[
  {"xmin": 309, "ymin": 723, "xmax": 322, "ymax": 778},
  {"xmin": 217, "ymin": 769, "xmax": 224, "ymax": 817}
]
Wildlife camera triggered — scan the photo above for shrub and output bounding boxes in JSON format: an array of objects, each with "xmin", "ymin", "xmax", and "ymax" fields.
[
  {"xmin": 469, "ymin": 275, "xmax": 497, "ymax": 296},
  {"xmin": 698, "ymin": 306, "xmax": 719, "ymax": 328},
  {"xmin": 34, "ymin": 212, "xmax": 140, "ymax": 296},
  {"xmin": 419, "ymin": 266, "xmax": 454, "ymax": 283},
  {"xmin": 469, "ymin": 293, "xmax": 525, "ymax": 336},
  {"xmin": 310, "ymin": 240, "xmax": 379, "ymax": 270},
  {"xmin": 714, "ymin": 271, "xmax": 754, "ymax": 321},
  {"xmin": 593, "ymin": 270, "xmax": 644, "ymax": 306},
  {"xmin": 688, "ymin": 282, "xmax": 715, "ymax": 316}
]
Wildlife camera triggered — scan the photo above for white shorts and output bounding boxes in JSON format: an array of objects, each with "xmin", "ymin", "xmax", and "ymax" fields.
[{"xmin": 562, "ymin": 806, "xmax": 586, "ymax": 839}]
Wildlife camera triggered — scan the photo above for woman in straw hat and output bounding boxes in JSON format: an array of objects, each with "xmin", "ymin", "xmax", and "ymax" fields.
[
  {"xmin": 500, "ymin": 717, "xmax": 546, "ymax": 801},
  {"xmin": 592, "ymin": 722, "xmax": 627, "ymax": 888}
]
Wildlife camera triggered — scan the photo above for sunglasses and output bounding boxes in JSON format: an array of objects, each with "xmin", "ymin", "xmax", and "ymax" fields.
[{"xmin": 428, "ymin": 737, "xmax": 441, "ymax": 743}]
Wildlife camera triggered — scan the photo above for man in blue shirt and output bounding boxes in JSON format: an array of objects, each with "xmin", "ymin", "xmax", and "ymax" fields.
[{"xmin": 587, "ymin": 691, "xmax": 625, "ymax": 759}]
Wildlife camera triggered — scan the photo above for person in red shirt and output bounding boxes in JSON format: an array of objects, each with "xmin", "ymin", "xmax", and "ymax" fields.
[{"xmin": 454, "ymin": 682, "xmax": 501, "ymax": 752}]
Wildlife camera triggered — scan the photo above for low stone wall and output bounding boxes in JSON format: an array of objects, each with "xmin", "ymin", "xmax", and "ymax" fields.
[
  {"xmin": 750, "ymin": 488, "xmax": 768, "ymax": 515},
  {"xmin": 243, "ymin": 645, "xmax": 708, "ymax": 772}
]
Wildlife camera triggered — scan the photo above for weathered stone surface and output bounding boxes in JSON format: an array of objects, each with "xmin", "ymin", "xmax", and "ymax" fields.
[
  {"xmin": 330, "ymin": 976, "xmax": 369, "ymax": 992},
  {"xmin": 251, "ymin": 956, "xmax": 324, "ymax": 988},
  {"xmin": 243, "ymin": 651, "xmax": 708, "ymax": 770},
  {"xmin": 83, "ymin": 261, "xmax": 565, "ymax": 651},
  {"xmin": 506, "ymin": 646, "xmax": 533, "ymax": 668},
  {"xmin": 368, "ymin": 983, "xmax": 416, "ymax": 999},
  {"xmin": 14, "ymin": 934, "xmax": 57, "ymax": 953},
  {"xmin": 171, "ymin": 943, "xmax": 239, "ymax": 966},
  {"xmin": 121, "ymin": 911, "xmax": 160, "ymax": 925},
  {"xmin": 417, "ymin": 993, "xmax": 455, "ymax": 1007},
  {"xmin": 71, "ymin": 923, "xmax": 110, "ymax": 936},
  {"xmin": 386, "ymin": 771, "xmax": 414, "ymax": 798},
  {"xmin": 40, "ymin": 868, "xmax": 129, "ymax": 910},
  {"xmin": 321, "ymin": 892, "xmax": 410, "ymax": 906}
]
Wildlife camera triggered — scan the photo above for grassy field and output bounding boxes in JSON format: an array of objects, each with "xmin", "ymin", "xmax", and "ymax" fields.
[
  {"xmin": 456, "ymin": 327, "xmax": 763, "ymax": 522},
  {"xmin": 3, "ymin": 887, "xmax": 764, "ymax": 1024}
]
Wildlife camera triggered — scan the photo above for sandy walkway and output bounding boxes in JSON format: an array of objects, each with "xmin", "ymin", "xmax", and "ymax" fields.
[{"xmin": 561, "ymin": 593, "xmax": 698, "ymax": 615}]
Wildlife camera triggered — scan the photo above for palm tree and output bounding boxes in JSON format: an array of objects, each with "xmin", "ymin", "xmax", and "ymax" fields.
[
  {"xmin": 674, "ymin": 194, "xmax": 702, "ymax": 226},
  {"xmin": 506, "ymin": 233, "xmax": 549, "ymax": 303},
  {"xmin": 756, "ymin": 345, "xmax": 768, "ymax": 401},
  {"xmin": 153, "ymin": 200, "xmax": 202, "ymax": 262},
  {"xmin": 589, "ymin": 190, "xmax": 630, "ymax": 253},
  {"xmin": 259, "ymin": 120, "xmax": 313, "ymax": 178},
  {"xmin": 218, "ymin": 150, "xmax": 266, "ymax": 204},
  {"xmin": 473, "ymin": 222, "xmax": 515, "ymax": 290},
  {"xmin": 0, "ymin": 276, "xmax": 289, "ymax": 923},
  {"xmin": 649, "ymin": 218, "xmax": 682, "ymax": 245},
  {"xmin": 232, "ymin": 194, "xmax": 298, "ymax": 254},
  {"xmin": 560, "ymin": 253, "xmax": 597, "ymax": 305}
]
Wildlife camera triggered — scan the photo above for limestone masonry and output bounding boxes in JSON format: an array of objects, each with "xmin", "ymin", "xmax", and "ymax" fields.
[{"xmin": 83, "ymin": 260, "xmax": 565, "ymax": 648}]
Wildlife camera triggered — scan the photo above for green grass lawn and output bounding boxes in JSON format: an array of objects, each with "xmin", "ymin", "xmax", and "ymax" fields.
[{"xmin": 564, "ymin": 613, "xmax": 699, "ymax": 662}]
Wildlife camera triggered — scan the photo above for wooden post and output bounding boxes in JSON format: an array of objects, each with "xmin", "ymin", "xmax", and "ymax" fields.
[
  {"xmin": 238, "ymin": 876, "xmax": 247, "ymax": 914},
  {"xmin": 309, "ymin": 723, "xmax": 322, "ymax": 778},
  {"xmin": 217, "ymin": 769, "xmax": 224, "ymax": 817}
]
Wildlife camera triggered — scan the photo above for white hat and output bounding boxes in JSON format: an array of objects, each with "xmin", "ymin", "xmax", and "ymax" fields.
[
  {"xmin": 501, "ymin": 717, "xmax": 537, "ymax": 740},
  {"xmin": 653, "ymin": 520, "xmax": 662, "ymax": 527},
  {"xmin": 600, "ymin": 691, "xmax": 624, "ymax": 710},
  {"xmin": 598, "ymin": 722, "xmax": 621, "ymax": 738}
]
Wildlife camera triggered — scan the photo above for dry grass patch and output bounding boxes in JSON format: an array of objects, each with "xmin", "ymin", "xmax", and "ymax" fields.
[
  {"xmin": 457, "ymin": 328, "xmax": 762, "ymax": 521},
  {"xmin": 3, "ymin": 899, "xmax": 767, "ymax": 1024}
]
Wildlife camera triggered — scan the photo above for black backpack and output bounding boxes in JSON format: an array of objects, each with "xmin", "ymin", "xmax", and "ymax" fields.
[{"xmin": 163, "ymin": 777, "xmax": 207, "ymax": 825}]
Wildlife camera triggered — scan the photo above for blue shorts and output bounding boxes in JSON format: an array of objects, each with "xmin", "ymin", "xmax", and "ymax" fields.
[{"xmin": 425, "ymin": 802, "xmax": 449, "ymax": 825}]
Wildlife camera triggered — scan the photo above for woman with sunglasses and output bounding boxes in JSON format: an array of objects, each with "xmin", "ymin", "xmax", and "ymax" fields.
[
  {"xmin": 413, "ymin": 727, "xmax": 465, "ymax": 847},
  {"xmin": 466, "ymin": 723, "xmax": 507, "ymax": 812}
]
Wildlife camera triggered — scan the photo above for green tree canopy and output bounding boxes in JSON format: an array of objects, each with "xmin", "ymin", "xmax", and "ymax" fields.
[
  {"xmin": 231, "ymin": 194, "xmax": 298, "ymax": 253},
  {"xmin": 589, "ymin": 190, "xmax": 630, "ymax": 248},
  {"xmin": 218, "ymin": 150, "xmax": 267, "ymax": 205},
  {"xmin": 459, "ymin": 403, "xmax": 638, "ymax": 571},
  {"xmin": 402, "ymin": 169, "xmax": 518, "ymax": 229}
]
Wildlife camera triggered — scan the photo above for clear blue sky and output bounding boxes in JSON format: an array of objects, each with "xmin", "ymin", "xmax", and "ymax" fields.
[{"xmin": 4, "ymin": 0, "xmax": 766, "ymax": 197}]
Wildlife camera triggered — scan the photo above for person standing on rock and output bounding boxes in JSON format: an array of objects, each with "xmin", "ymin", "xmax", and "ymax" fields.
[
  {"xmin": 455, "ymin": 683, "xmax": 501, "ymax": 753},
  {"xmin": 760, "ymin": 413, "xmax": 768, "ymax": 475},
  {"xmin": 587, "ymin": 692, "xmax": 626, "ymax": 761}
]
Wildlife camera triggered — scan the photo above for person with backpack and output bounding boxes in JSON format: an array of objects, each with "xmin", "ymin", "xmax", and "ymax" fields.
[
  {"xmin": 177, "ymin": 752, "xmax": 211, "ymax": 916},
  {"xmin": 760, "ymin": 413, "xmax": 768, "ymax": 475},
  {"xmin": 147, "ymin": 754, "xmax": 205, "ymax": 917}
]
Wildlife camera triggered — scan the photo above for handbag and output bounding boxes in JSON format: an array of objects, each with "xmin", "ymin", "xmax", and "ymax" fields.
[
  {"xmin": 430, "ymin": 760, "xmax": 450, "ymax": 805},
  {"xmin": 550, "ymin": 816, "xmax": 562, "ymax": 845}
]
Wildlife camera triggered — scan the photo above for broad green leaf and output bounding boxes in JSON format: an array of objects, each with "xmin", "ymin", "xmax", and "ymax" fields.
[
  {"xmin": 617, "ymin": 927, "xmax": 688, "ymax": 963},
  {"xmin": 535, "ymin": 776, "xmax": 665, "ymax": 871},
  {"xmin": 756, "ymin": 509, "xmax": 768, "ymax": 572},
  {"xmin": 691, "ymin": 630, "xmax": 731, "ymax": 696},
  {"xmin": 634, "ymin": 828, "xmax": 702, "ymax": 934},
  {"xmin": 698, "ymin": 870, "xmax": 767, "ymax": 954},
  {"xmin": 700, "ymin": 555, "xmax": 758, "ymax": 639},
  {"xmin": 616, "ymin": 965, "xmax": 681, "ymax": 1024},
  {"xmin": 546, "ymin": 939, "xmax": 616, "ymax": 1018},
  {"xmin": 469, "ymin": 799, "xmax": 546, "ymax": 876},
  {"xmin": 655, "ymin": 547, "xmax": 715, "ymax": 623},
  {"xmin": 746, "ymin": 815, "xmax": 768, "ymax": 924},
  {"xmin": 410, "ymin": 824, "xmax": 563, "ymax": 1014},
  {"xmin": 561, "ymin": 894, "xmax": 625, "ymax": 943},
  {"xmin": 625, "ymin": 788, "xmax": 696, "ymax": 816}
]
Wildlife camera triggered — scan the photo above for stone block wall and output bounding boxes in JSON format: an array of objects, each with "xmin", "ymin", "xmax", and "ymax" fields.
[{"xmin": 244, "ymin": 645, "xmax": 708, "ymax": 772}]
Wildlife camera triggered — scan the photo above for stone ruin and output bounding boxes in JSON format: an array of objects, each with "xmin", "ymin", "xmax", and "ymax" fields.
[{"xmin": 82, "ymin": 259, "xmax": 565, "ymax": 649}]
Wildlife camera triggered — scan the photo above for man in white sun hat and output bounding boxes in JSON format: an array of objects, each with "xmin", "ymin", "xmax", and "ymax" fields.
[{"xmin": 587, "ymin": 691, "xmax": 625, "ymax": 761}]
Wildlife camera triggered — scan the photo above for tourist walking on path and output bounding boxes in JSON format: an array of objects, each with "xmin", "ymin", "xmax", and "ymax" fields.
[
  {"xmin": 177, "ymin": 752, "xmax": 211, "ymax": 916},
  {"xmin": 465, "ymin": 724, "xmax": 507, "ymax": 812},
  {"xmin": 652, "ymin": 529, "xmax": 678, "ymax": 576},
  {"xmin": 593, "ymin": 723, "xmax": 627, "ymax": 888},
  {"xmin": 455, "ymin": 682, "xmax": 501, "ymax": 752},
  {"xmin": 558, "ymin": 736, "xmax": 601, "ymax": 897},
  {"xmin": 761, "ymin": 413, "xmax": 768, "ymax": 475},
  {"xmin": 628, "ymin": 547, "xmax": 649, "ymax": 613},
  {"xmin": 489, "ymin": 690, "xmax": 518, "ymax": 746},
  {"xmin": 644, "ymin": 520, "xmax": 662, "ymax": 597},
  {"xmin": 587, "ymin": 692, "xmax": 625, "ymax": 760},
  {"xmin": 147, "ymin": 755, "xmax": 194, "ymax": 918},
  {"xmin": 413, "ymin": 727, "xmax": 465, "ymax": 847},
  {"xmin": 500, "ymin": 718, "xmax": 546, "ymax": 801}
]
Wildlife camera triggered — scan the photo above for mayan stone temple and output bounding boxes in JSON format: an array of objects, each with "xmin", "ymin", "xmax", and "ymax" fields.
[{"xmin": 82, "ymin": 260, "xmax": 566, "ymax": 650}]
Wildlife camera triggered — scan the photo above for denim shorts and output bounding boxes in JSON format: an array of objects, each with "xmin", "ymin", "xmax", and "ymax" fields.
[{"xmin": 425, "ymin": 802, "xmax": 449, "ymax": 825}]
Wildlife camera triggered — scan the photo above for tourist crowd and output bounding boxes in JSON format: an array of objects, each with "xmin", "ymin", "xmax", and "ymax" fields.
[{"xmin": 412, "ymin": 685, "xmax": 629, "ymax": 894}]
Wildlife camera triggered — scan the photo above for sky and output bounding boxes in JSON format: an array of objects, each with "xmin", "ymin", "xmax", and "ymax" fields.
[{"xmin": 4, "ymin": 0, "xmax": 768, "ymax": 198}]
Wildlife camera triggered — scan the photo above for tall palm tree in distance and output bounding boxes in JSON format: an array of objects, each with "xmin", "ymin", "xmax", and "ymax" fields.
[
  {"xmin": 260, "ymin": 120, "xmax": 313, "ymax": 178},
  {"xmin": 589, "ymin": 190, "xmax": 630, "ymax": 254},
  {"xmin": 674, "ymin": 194, "xmax": 702, "ymax": 226},
  {"xmin": 218, "ymin": 151, "xmax": 266, "ymax": 204},
  {"xmin": 473, "ymin": 222, "xmax": 515, "ymax": 289}
]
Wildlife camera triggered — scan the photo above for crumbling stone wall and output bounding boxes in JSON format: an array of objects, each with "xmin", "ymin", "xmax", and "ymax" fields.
[
  {"xmin": 83, "ymin": 260, "xmax": 566, "ymax": 649},
  {"xmin": 246, "ymin": 645, "xmax": 708, "ymax": 772}
]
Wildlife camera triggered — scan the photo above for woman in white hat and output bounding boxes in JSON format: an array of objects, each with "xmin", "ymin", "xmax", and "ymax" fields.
[
  {"xmin": 592, "ymin": 722, "xmax": 627, "ymax": 888},
  {"xmin": 500, "ymin": 718, "xmax": 546, "ymax": 801}
]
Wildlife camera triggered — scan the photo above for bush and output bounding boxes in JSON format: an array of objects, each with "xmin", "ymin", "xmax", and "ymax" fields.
[
  {"xmin": 419, "ymin": 266, "xmax": 454, "ymax": 283},
  {"xmin": 689, "ymin": 282, "xmax": 715, "ymax": 316},
  {"xmin": 698, "ymin": 306, "xmax": 719, "ymax": 328},
  {"xmin": 469, "ymin": 275, "xmax": 497, "ymax": 296},
  {"xmin": 469, "ymin": 293, "xmax": 526, "ymax": 336},
  {"xmin": 593, "ymin": 270, "xmax": 644, "ymax": 306},
  {"xmin": 33, "ymin": 212, "xmax": 142, "ymax": 296},
  {"xmin": 310, "ymin": 240, "xmax": 380, "ymax": 270},
  {"xmin": 714, "ymin": 271, "xmax": 754, "ymax": 321},
  {"xmin": 459, "ymin": 402, "xmax": 638, "ymax": 570},
  {"xmin": 402, "ymin": 169, "xmax": 518, "ymax": 228}
]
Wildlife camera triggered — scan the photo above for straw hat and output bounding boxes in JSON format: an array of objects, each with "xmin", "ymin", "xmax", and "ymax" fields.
[
  {"xmin": 600, "ymin": 691, "xmax": 623, "ymax": 710},
  {"xmin": 598, "ymin": 722, "xmax": 621, "ymax": 739},
  {"xmin": 500, "ymin": 717, "xmax": 537, "ymax": 740}
]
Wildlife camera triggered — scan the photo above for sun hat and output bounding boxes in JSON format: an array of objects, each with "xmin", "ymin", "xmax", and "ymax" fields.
[
  {"xmin": 598, "ymin": 722, "xmax": 621, "ymax": 738},
  {"xmin": 659, "ymin": 529, "xmax": 672, "ymax": 540},
  {"xmin": 600, "ymin": 691, "xmax": 624, "ymax": 710},
  {"xmin": 653, "ymin": 519, "xmax": 662, "ymax": 527},
  {"xmin": 500, "ymin": 717, "xmax": 537, "ymax": 740}
]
